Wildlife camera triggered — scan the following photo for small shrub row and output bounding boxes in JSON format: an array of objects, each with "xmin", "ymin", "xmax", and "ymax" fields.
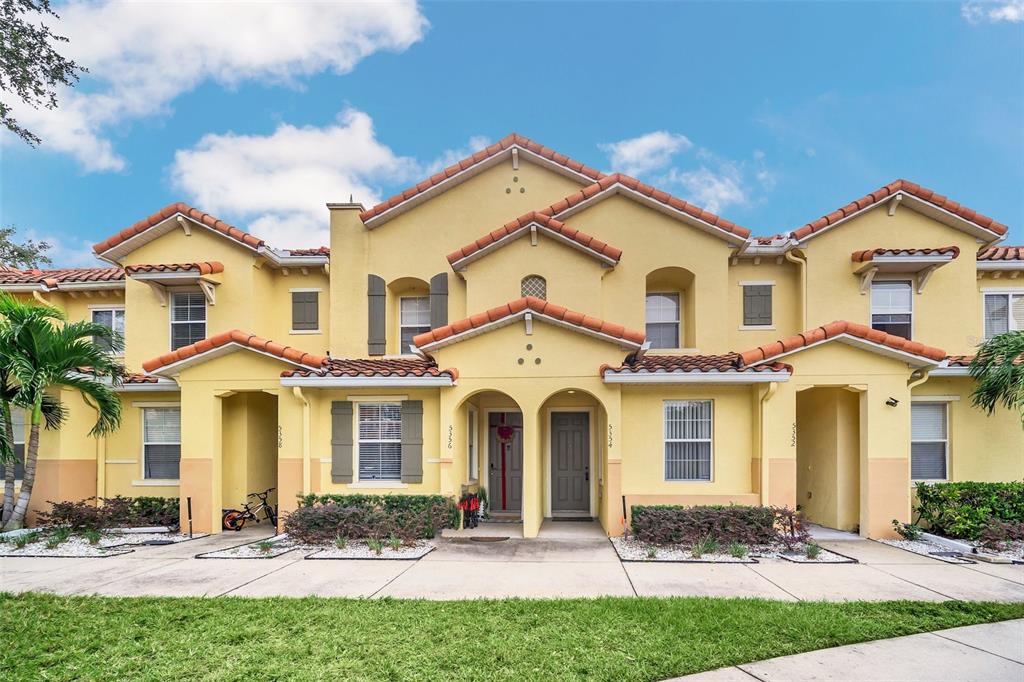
[
  {"xmin": 39, "ymin": 496, "xmax": 179, "ymax": 531},
  {"xmin": 914, "ymin": 482, "xmax": 1024, "ymax": 540},
  {"xmin": 286, "ymin": 495, "xmax": 458, "ymax": 545},
  {"xmin": 630, "ymin": 504, "xmax": 809, "ymax": 549}
]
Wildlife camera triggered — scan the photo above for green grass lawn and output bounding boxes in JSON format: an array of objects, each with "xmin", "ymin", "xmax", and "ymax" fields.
[{"xmin": 2, "ymin": 593, "xmax": 1022, "ymax": 681}]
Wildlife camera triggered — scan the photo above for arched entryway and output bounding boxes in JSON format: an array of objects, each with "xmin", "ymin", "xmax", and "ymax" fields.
[
  {"xmin": 539, "ymin": 388, "xmax": 608, "ymax": 521},
  {"xmin": 457, "ymin": 390, "xmax": 525, "ymax": 520}
]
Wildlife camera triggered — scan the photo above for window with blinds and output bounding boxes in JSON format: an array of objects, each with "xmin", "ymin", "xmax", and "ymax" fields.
[
  {"xmin": 664, "ymin": 400, "xmax": 712, "ymax": 481},
  {"xmin": 399, "ymin": 297, "xmax": 430, "ymax": 354},
  {"xmin": 742, "ymin": 285, "xmax": 773, "ymax": 326},
  {"xmin": 983, "ymin": 293, "xmax": 1024, "ymax": 339},
  {"xmin": 10, "ymin": 407, "xmax": 25, "ymax": 480},
  {"xmin": 91, "ymin": 308, "xmax": 125, "ymax": 353},
  {"xmin": 170, "ymin": 292, "xmax": 206, "ymax": 350},
  {"xmin": 871, "ymin": 281, "xmax": 912, "ymax": 339},
  {"xmin": 911, "ymin": 403, "xmax": 947, "ymax": 481},
  {"xmin": 143, "ymin": 407, "xmax": 181, "ymax": 480},
  {"xmin": 357, "ymin": 403, "xmax": 402, "ymax": 481},
  {"xmin": 646, "ymin": 292, "xmax": 680, "ymax": 349}
]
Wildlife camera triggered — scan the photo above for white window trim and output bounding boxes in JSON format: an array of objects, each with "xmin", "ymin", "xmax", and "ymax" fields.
[
  {"xmin": 982, "ymin": 290, "xmax": 1024, "ymax": 339},
  {"xmin": 663, "ymin": 399, "xmax": 714, "ymax": 483},
  {"xmin": 288, "ymin": 287, "xmax": 323, "ymax": 293},
  {"xmin": 646, "ymin": 291, "xmax": 682, "ymax": 350},
  {"xmin": 398, "ymin": 295, "xmax": 430, "ymax": 357},
  {"xmin": 140, "ymin": 404, "xmax": 181, "ymax": 482},
  {"xmin": 737, "ymin": 280, "xmax": 776, "ymax": 286},
  {"xmin": 467, "ymin": 405, "xmax": 479, "ymax": 482},
  {"xmin": 90, "ymin": 305, "xmax": 126, "ymax": 357},
  {"xmin": 738, "ymin": 325, "xmax": 777, "ymax": 331},
  {"xmin": 168, "ymin": 289, "xmax": 207, "ymax": 351},
  {"xmin": 870, "ymin": 278, "xmax": 914, "ymax": 339},
  {"xmin": 354, "ymin": 400, "xmax": 403, "ymax": 483},
  {"xmin": 911, "ymin": 402, "xmax": 949, "ymax": 482}
]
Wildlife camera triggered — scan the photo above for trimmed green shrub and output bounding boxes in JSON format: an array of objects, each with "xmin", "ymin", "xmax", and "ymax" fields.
[
  {"xmin": 297, "ymin": 494, "xmax": 458, "ymax": 534},
  {"xmin": 914, "ymin": 482, "xmax": 1024, "ymax": 539},
  {"xmin": 979, "ymin": 519, "xmax": 1024, "ymax": 550},
  {"xmin": 630, "ymin": 504, "xmax": 809, "ymax": 548},
  {"xmin": 286, "ymin": 495, "xmax": 458, "ymax": 544},
  {"xmin": 39, "ymin": 496, "xmax": 179, "ymax": 531}
]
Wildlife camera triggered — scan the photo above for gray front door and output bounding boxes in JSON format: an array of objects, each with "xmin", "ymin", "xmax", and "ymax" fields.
[
  {"xmin": 488, "ymin": 412, "xmax": 522, "ymax": 513},
  {"xmin": 551, "ymin": 411, "xmax": 590, "ymax": 514}
]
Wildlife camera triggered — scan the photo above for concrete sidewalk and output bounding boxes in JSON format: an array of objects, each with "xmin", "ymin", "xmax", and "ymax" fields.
[
  {"xmin": 1, "ymin": 527, "xmax": 1022, "ymax": 601},
  {"xmin": 673, "ymin": 619, "xmax": 1024, "ymax": 681}
]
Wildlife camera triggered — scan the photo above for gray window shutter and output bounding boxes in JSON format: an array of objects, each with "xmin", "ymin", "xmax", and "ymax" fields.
[
  {"xmin": 291, "ymin": 291, "xmax": 319, "ymax": 331},
  {"xmin": 400, "ymin": 400, "xmax": 423, "ymax": 483},
  {"xmin": 367, "ymin": 274, "xmax": 386, "ymax": 355},
  {"xmin": 429, "ymin": 273, "xmax": 448, "ymax": 329},
  {"xmin": 331, "ymin": 401, "xmax": 354, "ymax": 483},
  {"xmin": 743, "ymin": 285, "xmax": 773, "ymax": 326}
]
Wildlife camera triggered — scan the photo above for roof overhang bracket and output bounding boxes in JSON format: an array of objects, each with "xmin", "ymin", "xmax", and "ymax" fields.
[
  {"xmin": 199, "ymin": 279, "xmax": 217, "ymax": 305},
  {"xmin": 524, "ymin": 312, "xmax": 534, "ymax": 335},
  {"xmin": 511, "ymin": 148, "xmax": 519, "ymax": 170},
  {"xmin": 859, "ymin": 266, "xmax": 878, "ymax": 295},
  {"xmin": 176, "ymin": 216, "xmax": 192, "ymax": 236},
  {"xmin": 144, "ymin": 280, "xmax": 167, "ymax": 306},
  {"xmin": 916, "ymin": 264, "xmax": 939, "ymax": 293},
  {"xmin": 888, "ymin": 194, "xmax": 903, "ymax": 216}
]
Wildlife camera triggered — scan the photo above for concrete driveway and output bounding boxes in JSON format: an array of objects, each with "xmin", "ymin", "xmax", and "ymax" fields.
[{"xmin": 2, "ymin": 525, "xmax": 1023, "ymax": 601}]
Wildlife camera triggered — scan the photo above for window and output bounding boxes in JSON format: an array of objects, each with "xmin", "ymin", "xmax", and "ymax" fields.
[
  {"xmin": 143, "ymin": 407, "xmax": 181, "ymax": 480},
  {"xmin": 91, "ymin": 307, "xmax": 125, "ymax": 353},
  {"xmin": 170, "ymin": 292, "xmax": 206, "ymax": 350},
  {"xmin": 357, "ymin": 403, "xmax": 402, "ymax": 481},
  {"xmin": 399, "ymin": 296, "xmax": 430, "ymax": 353},
  {"xmin": 467, "ymin": 407, "xmax": 478, "ymax": 481},
  {"xmin": 871, "ymin": 281, "xmax": 912, "ymax": 339},
  {"xmin": 646, "ymin": 293, "xmax": 680, "ymax": 349},
  {"xmin": 521, "ymin": 275, "xmax": 547, "ymax": 300},
  {"xmin": 10, "ymin": 407, "xmax": 25, "ymax": 480},
  {"xmin": 291, "ymin": 291, "xmax": 319, "ymax": 331},
  {"xmin": 742, "ymin": 285, "xmax": 773, "ymax": 326},
  {"xmin": 664, "ymin": 400, "xmax": 712, "ymax": 481},
  {"xmin": 984, "ymin": 292, "xmax": 1024, "ymax": 339},
  {"xmin": 911, "ymin": 403, "xmax": 947, "ymax": 481}
]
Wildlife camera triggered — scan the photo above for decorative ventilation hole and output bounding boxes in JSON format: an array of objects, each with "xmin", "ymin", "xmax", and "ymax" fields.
[{"xmin": 521, "ymin": 275, "xmax": 547, "ymax": 300}]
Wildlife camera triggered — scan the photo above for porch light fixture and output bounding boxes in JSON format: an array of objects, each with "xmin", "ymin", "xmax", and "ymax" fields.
[{"xmin": 885, "ymin": 397, "xmax": 900, "ymax": 407}]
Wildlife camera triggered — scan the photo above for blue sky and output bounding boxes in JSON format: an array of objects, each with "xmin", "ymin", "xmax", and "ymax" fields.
[{"xmin": 2, "ymin": 1, "xmax": 1022, "ymax": 266}]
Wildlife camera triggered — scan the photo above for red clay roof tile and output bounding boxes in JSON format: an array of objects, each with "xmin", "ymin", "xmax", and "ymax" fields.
[
  {"xmin": 142, "ymin": 329, "xmax": 326, "ymax": 373},
  {"xmin": 0, "ymin": 267, "xmax": 124, "ymax": 286},
  {"xmin": 281, "ymin": 357, "xmax": 456, "ymax": 379},
  {"xmin": 93, "ymin": 202, "xmax": 265, "ymax": 256},
  {"xmin": 413, "ymin": 296, "xmax": 646, "ymax": 349},
  {"xmin": 125, "ymin": 262, "xmax": 224, "ymax": 275},
  {"xmin": 792, "ymin": 180, "xmax": 1008, "ymax": 241},
  {"xmin": 851, "ymin": 246, "xmax": 960, "ymax": 263},
  {"xmin": 977, "ymin": 246, "xmax": 1024, "ymax": 261},
  {"xmin": 603, "ymin": 354, "xmax": 792, "ymax": 375}
]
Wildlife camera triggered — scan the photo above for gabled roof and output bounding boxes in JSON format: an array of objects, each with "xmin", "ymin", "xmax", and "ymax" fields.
[
  {"xmin": 447, "ymin": 211, "xmax": 622, "ymax": 270},
  {"xmin": 280, "ymin": 358, "xmax": 457, "ymax": 387},
  {"xmin": 602, "ymin": 354, "xmax": 792, "ymax": 384},
  {"xmin": 851, "ymin": 246, "xmax": 960, "ymax": 263},
  {"xmin": 142, "ymin": 329, "xmax": 327, "ymax": 375},
  {"xmin": 538, "ymin": 173, "xmax": 751, "ymax": 243},
  {"xmin": 739, "ymin": 320, "xmax": 947, "ymax": 368},
  {"xmin": 93, "ymin": 202, "xmax": 266, "ymax": 259},
  {"xmin": 125, "ymin": 262, "xmax": 224, "ymax": 276},
  {"xmin": 412, "ymin": 296, "xmax": 646, "ymax": 352},
  {"xmin": 359, "ymin": 133, "xmax": 605, "ymax": 227},
  {"xmin": 792, "ymin": 180, "xmax": 1007, "ymax": 243},
  {"xmin": 0, "ymin": 267, "xmax": 125, "ymax": 291}
]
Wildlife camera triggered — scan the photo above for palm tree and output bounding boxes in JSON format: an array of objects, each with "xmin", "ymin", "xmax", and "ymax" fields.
[
  {"xmin": 0, "ymin": 293, "xmax": 125, "ymax": 529},
  {"xmin": 970, "ymin": 330, "xmax": 1024, "ymax": 427}
]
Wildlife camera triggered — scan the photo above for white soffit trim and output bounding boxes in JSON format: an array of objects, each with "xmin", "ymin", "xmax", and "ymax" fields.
[
  {"xmin": 362, "ymin": 145, "xmax": 598, "ymax": 229},
  {"xmin": 745, "ymin": 333, "xmax": 942, "ymax": 368},
  {"xmin": 97, "ymin": 213, "xmax": 262, "ymax": 261},
  {"xmin": 415, "ymin": 310, "xmax": 644, "ymax": 353},
  {"xmin": 603, "ymin": 370, "xmax": 790, "ymax": 384},
  {"xmin": 547, "ymin": 185, "xmax": 748, "ymax": 246},
  {"xmin": 280, "ymin": 375, "xmax": 453, "ymax": 387},
  {"xmin": 145, "ymin": 342, "xmax": 318, "ymax": 377},
  {"xmin": 977, "ymin": 261, "xmax": 1024, "ymax": 271},
  {"xmin": 451, "ymin": 222, "xmax": 618, "ymax": 270}
]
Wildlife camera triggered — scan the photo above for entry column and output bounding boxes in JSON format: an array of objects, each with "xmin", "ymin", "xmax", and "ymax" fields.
[{"xmin": 520, "ymin": 407, "xmax": 542, "ymax": 538}]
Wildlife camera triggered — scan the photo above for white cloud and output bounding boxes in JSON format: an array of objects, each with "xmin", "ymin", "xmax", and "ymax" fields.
[
  {"xmin": 598, "ymin": 131, "xmax": 692, "ymax": 176},
  {"xmin": 660, "ymin": 164, "xmax": 748, "ymax": 215},
  {"xmin": 18, "ymin": 228, "xmax": 105, "ymax": 269},
  {"xmin": 2, "ymin": 1, "xmax": 428, "ymax": 171},
  {"xmin": 425, "ymin": 135, "xmax": 492, "ymax": 174},
  {"xmin": 962, "ymin": 1, "xmax": 1024, "ymax": 23}
]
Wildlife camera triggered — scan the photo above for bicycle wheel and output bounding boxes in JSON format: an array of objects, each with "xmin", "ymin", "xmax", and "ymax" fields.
[{"xmin": 222, "ymin": 510, "xmax": 246, "ymax": 531}]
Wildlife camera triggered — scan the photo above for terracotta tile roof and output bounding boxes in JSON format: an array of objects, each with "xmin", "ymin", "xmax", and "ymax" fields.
[
  {"xmin": 977, "ymin": 246, "xmax": 1024, "ymax": 261},
  {"xmin": 944, "ymin": 355, "xmax": 973, "ymax": 367},
  {"xmin": 446, "ymin": 211, "xmax": 622, "ymax": 268},
  {"xmin": 284, "ymin": 247, "xmax": 331, "ymax": 256},
  {"xmin": 413, "ymin": 296, "xmax": 646, "ymax": 349},
  {"xmin": 281, "ymin": 357, "xmax": 457, "ymax": 379},
  {"xmin": 142, "ymin": 329, "xmax": 327, "ymax": 373},
  {"xmin": 93, "ymin": 202, "xmax": 265, "ymax": 255},
  {"xmin": 851, "ymin": 246, "xmax": 960, "ymax": 263},
  {"xmin": 123, "ymin": 373, "xmax": 162, "ymax": 384},
  {"xmin": 359, "ymin": 133, "xmax": 605, "ymax": 224},
  {"xmin": 538, "ymin": 173, "xmax": 751, "ymax": 240},
  {"xmin": 738, "ymin": 320, "xmax": 948, "ymax": 367},
  {"xmin": 602, "ymin": 354, "xmax": 792, "ymax": 375},
  {"xmin": 125, "ymin": 262, "xmax": 224, "ymax": 275},
  {"xmin": 793, "ymin": 180, "xmax": 1008, "ymax": 241},
  {"xmin": 0, "ymin": 267, "xmax": 125, "ymax": 287}
]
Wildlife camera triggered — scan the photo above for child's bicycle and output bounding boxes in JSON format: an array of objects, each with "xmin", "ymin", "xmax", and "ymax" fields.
[{"xmin": 222, "ymin": 488, "xmax": 277, "ymax": 530}]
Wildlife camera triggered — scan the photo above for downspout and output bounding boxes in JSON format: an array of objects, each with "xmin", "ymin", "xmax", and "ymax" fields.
[
  {"xmin": 759, "ymin": 381, "xmax": 778, "ymax": 505},
  {"xmin": 292, "ymin": 387, "xmax": 311, "ymax": 495},
  {"xmin": 784, "ymin": 247, "xmax": 808, "ymax": 330},
  {"xmin": 82, "ymin": 393, "xmax": 107, "ymax": 502},
  {"xmin": 907, "ymin": 368, "xmax": 931, "ymax": 391}
]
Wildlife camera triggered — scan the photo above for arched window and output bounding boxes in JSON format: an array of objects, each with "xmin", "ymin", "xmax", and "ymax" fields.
[{"xmin": 521, "ymin": 275, "xmax": 547, "ymax": 300}]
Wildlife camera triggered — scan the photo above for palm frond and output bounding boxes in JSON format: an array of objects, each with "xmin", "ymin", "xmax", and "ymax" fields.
[
  {"xmin": 58, "ymin": 374, "xmax": 122, "ymax": 436},
  {"xmin": 969, "ymin": 331, "xmax": 1024, "ymax": 426}
]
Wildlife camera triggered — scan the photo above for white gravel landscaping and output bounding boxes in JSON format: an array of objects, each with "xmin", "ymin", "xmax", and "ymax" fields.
[
  {"xmin": 197, "ymin": 534, "xmax": 436, "ymax": 560},
  {"xmin": 965, "ymin": 539, "xmax": 1024, "ymax": 563},
  {"xmin": 197, "ymin": 535, "xmax": 301, "ymax": 559},
  {"xmin": 611, "ymin": 537, "xmax": 853, "ymax": 563},
  {"xmin": 879, "ymin": 538, "xmax": 975, "ymax": 564},
  {"xmin": 0, "ymin": 533, "xmax": 133, "ymax": 558},
  {"xmin": 306, "ymin": 540, "xmax": 435, "ymax": 560},
  {"xmin": 767, "ymin": 548, "xmax": 854, "ymax": 563},
  {"xmin": 100, "ymin": 531, "xmax": 206, "ymax": 548}
]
